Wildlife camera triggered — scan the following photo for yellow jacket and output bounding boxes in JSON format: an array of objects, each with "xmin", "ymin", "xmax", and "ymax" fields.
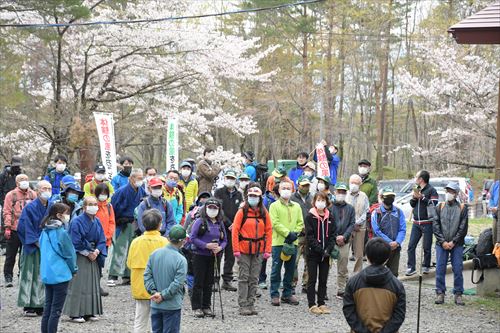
[
  {"xmin": 180, "ymin": 177, "xmax": 198, "ymax": 211},
  {"xmin": 126, "ymin": 230, "xmax": 169, "ymax": 300},
  {"xmin": 83, "ymin": 179, "xmax": 114, "ymax": 201}
]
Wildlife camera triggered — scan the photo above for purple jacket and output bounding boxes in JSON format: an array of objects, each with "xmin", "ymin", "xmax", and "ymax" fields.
[{"xmin": 189, "ymin": 217, "xmax": 227, "ymax": 256}]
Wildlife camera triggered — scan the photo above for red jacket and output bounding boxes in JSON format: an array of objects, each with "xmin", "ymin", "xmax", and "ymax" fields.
[
  {"xmin": 232, "ymin": 207, "xmax": 272, "ymax": 255},
  {"xmin": 3, "ymin": 187, "xmax": 37, "ymax": 231}
]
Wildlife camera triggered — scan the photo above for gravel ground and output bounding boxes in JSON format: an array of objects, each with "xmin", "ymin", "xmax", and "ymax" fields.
[{"xmin": 1, "ymin": 248, "xmax": 498, "ymax": 333}]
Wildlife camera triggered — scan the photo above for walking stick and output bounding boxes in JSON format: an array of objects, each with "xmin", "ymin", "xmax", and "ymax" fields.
[
  {"xmin": 416, "ymin": 240, "xmax": 424, "ymax": 333},
  {"xmin": 213, "ymin": 253, "xmax": 225, "ymax": 321}
]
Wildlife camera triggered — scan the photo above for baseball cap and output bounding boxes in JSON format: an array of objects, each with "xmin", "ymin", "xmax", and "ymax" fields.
[
  {"xmin": 94, "ymin": 164, "xmax": 106, "ymax": 173},
  {"xmin": 272, "ymin": 166, "xmax": 287, "ymax": 178},
  {"xmin": 149, "ymin": 177, "xmax": 163, "ymax": 188},
  {"xmin": 169, "ymin": 225, "xmax": 187, "ymax": 242},
  {"xmin": 358, "ymin": 159, "xmax": 371, "ymax": 166},
  {"xmin": 444, "ymin": 182, "xmax": 460, "ymax": 193},
  {"xmin": 224, "ymin": 169, "xmax": 237, "ymax": 178},
  {"xmin": 335, "ymin": 182, "xmax": 348, "ymax": 191},
  {"xmin": 381, "ymin": 186, "xmax": 396, "ymax": 197},
  {"xmin": 298, "ymin": 175, "xmax": 311, "ymax": 185},
  {"xmin": 11, "ymin": 155, "xmax": 22, "ymax": 167},
  {"xmin": 317, "ymin": 175, "xmax": 332, "ymax": 186},
  {"xmin": 239, "ymin": 173, "xmax": 251, "ymax": 180}
]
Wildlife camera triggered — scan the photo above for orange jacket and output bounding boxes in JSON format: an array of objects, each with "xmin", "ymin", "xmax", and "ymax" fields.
[
  {"xmin": 96, "ymin": 201, "xmax": 116, "ymax": 247},
  {"xmin": 232, "ymin": 207, "xmax": 272, "ymax": 255},
  {"xmin": 266, "ymin": 175, "xmax": 295, "ymax": 193}
]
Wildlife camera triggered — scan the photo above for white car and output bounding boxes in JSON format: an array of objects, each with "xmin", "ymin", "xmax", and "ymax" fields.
[
  {"xmin": 398, "ymin": 177, "xmax": 473, "ymax": 204},
  {"xmin": 396, "ymin": 190, "xmax": 446, "ymax": 220}
]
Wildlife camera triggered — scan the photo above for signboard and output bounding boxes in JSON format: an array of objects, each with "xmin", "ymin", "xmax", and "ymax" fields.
[
  {"xmin": 166, "ymin": 118, "xmax": 179, "ymax": 171},
  {"xmin": 316, "ymin": 144, "xmax": 330, "ymax": 178},
  {"xmin": 94, "ymin": 112, "xmax": 117, "ymax": 180}
]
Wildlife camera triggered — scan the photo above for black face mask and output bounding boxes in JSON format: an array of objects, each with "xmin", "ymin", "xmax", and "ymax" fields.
[
  {"xmin": 383, "ymin": 197, "xmax": 395, "ymax": 206},
  {"xmin": 11, "ymin": 166, "xmax": 21, "ymax": 175},
  {"xmin": 122, "ymin": 166, "xmax": 132, "ymax": 177}
]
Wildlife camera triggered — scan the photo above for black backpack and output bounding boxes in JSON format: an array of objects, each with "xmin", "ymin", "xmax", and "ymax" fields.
[
  {"xmin": 255, "ymin": 163, "xmax": 269, "ymax": 191},
  {"xmin": 476, "ymin": 228, "xmax": 494, "ymax": 256}
]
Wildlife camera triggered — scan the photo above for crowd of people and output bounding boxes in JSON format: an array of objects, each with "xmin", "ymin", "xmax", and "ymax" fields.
[{"xmin": 0, "ymin": 141, "xmax": 478, "ymax": 332}]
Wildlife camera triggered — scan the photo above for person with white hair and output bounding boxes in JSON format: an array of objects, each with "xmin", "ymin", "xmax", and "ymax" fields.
[{"xmin": 346, "ymin": 174, "xmax": 370, "ymax": 273}]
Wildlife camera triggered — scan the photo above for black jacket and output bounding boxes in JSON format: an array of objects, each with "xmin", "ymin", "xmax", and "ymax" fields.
[
  {"xmin": 214, "ymin": 186, "xmax": 243, "ymax": 228},
  {"xmin": 305, "ymin": 210, "xmax": 337, "ymax": 258},
  {"xmin": 433, "ymin": 201, "xmax": 468, "ymax": 246},
  {"xmin": 409, "ymin": 183, "xmax": 439, "ymax": 221},
  {"xmin": 330, "ymin": 202, "xmax": 355, "ymax": 242},
  {"xmin": 290, "ymin": 191, "xmax": 312, "ymax": 226},
  {"xmin": 343, "ymin": 265, "xmax": 406, "ymax": 333},
  {"xmin": 0, "ymin": 166, "xmax": 18, "ymax": 207}
]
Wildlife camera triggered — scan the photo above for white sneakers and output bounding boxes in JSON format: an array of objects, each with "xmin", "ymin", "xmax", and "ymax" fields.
[{"xmin": 107, "ymin": 279, "xmax": 117, "ymax": 287}]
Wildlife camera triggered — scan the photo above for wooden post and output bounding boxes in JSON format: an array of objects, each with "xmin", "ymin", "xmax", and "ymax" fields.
[{"xmin": 495, "ymin": 79, "xmax": 500, "ymax": 243}]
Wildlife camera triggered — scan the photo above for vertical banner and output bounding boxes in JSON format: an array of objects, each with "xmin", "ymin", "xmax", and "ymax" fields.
[
  {"xmin": 94, "ymin": 112, "xmax": 117, "ymax": 180},
  {"xmin": 316, "ymin": 144, "xmax": 330, "ymax": 178},
  {"xmin": 166, "ymin": 118, "xmax": 179, "ymax": 171}
]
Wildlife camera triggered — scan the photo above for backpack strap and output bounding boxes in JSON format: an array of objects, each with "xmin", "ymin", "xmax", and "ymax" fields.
[
  {"xmin": 107, "ymin": 203, "xmax": 111, "ymax": 216},
  {"xmin": 11, "ymin": 191, "xmax": 17, "ymax": 221}
]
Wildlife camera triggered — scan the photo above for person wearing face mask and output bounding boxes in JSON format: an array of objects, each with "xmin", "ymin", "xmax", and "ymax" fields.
[
  {"xmin": 433, "ymin": 182, "xmax": 468, "ymax": 306},
  {"xmin": 305, "ymin": 192, "xmax": 337, "ymax": 315},
  {"xmin": 357, "ymin": 159, "xmax": 378, "ymax": 205},
  {"xmin": 2, "ymin": 173, "xmax": 37, "ymax": 287},
  {"xmin": 330, "ymin": 183, "xmax": 356, "ymax": 299},
  {"xmin": 0, "ymin": 155, "xmax": 23, "ymax": 211},
  {"xmin": 214, "ymin": 169, "xmax": 243, "ymax": 292},
  {"xmin": 346, "ymin": 174, "xmax": 370, "ymax": 273},
  {"xmin": 196, "ymin": 148, "xmax": 221, "ymax": 194},
  {"xmin": 266, "ymin": 166, "xmax": 295, "ymax": 193},
  {"xmin": 44, "ymin": 154, "xmax": 70, "ymax": 195},
  {"xmin": 179, "ymin": 161, "xmax": 199, "ymax": 212},
  {"xmin": 231, "ymin": 184, "xmax": 272, "ymax": 315},
  {"xmin": 83, "ymin": 164, "xmax": 114, "ymax": 200},
  {"xmin": 111, "ymin": 156, "xmax": 134, "ymax": 191},
  {"xmin": 16, "ymin": 180, "xmax": 52, "ymax": 316},
  {"xmin": 316, "ymin": 175, "xmax": 334, "ymax": 202},
  {"xmin": 288, "ymin": 152, "xmax": 310, "ymax": 187},
  {"xmin": 290, "ymin": 176, "xmax": 313, "ymax": 293},
  {"xmin": 269, "ymin": 181, "xmax": 304, "ymax": 306},
  {"xmin": 189, "ymin": 198, "xmax": 227, "ymax": 318},
  {"xmin": 136, "ymin": 177, "xmax": 175, "ymax": 237},
  {"xmin": 370, "ymin": 187, "xmax": 406, "ymax": 277},
  {"xmin": 163, "ymin": 170, "xmax": 185, "ymax": 225},
  {"xmin": 238, "ymin": 173, "xmax": 251, "ymax": 195},
  {"xmin": 313, "ymin": 141, "xmax": 341, "ymax": 187},
  {"xmin": 63, "ymin": 196, "xmax": 107, "ymax": 323},
  {"xmin": 108, "ymin": 168, "xmax": 146, "ymax": 287},
  {"xmin": 57, "ymin": 182, "xmax": 84, "ymax": 220},
  {"xmin": 39, "ymin": 203, "xmax": 77, "ymax": 333}
]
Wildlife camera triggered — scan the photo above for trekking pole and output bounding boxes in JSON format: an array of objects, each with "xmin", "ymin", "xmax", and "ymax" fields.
[
  {"xmin": 212, "ymin": 255, "xmax": 217, "ymax": 319},
  {"xmin": 416, "ymin": 240, "xmax": 424, "ymax": 333},
  {"xmin": 213, "ymin": 253, "xmax": 225, "ymax": 321}
]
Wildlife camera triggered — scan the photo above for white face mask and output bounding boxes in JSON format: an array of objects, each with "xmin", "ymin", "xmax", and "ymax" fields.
[
  {"xmin": 56, "ymin": 163, "xmax": 66, "ymax": 172},
  {"xmin": 349, "ymin": 183, "xmax": 360, "ymax": 193},
  {"xmin": 239, "ymin": 181, "xmax": 250, "ymax": 189},
  {"xmin": 181, "ymin": 169, "xmax": 191, "ymax": 178},
  {"xmin": 40, "ymin": 191, "xmax": 52, "ymax": 201},
  {"xmin": 336, "ymin": 194, "xmax": 346, "ymax": 203},
  {"xmin": 317, "ymin": 183, "xmax": 326, "ymax": 192},
  {"xmin": 315, "ymin": 201, "xmax": 327, "ymax": 210},
  {"xmin": 280, "ymin": 189, "xmax": 292, "ymax": 200},
  {"xmin": 304, "ymin": 171, "xmax": 313, "ymax": 178},
  {"xmin": 19, "ymin": 181, "xmax": 29, "ymax": 190},
  {"xmin": 358, "ymin": 167, "xmax": 369, "ymax": 176},
  {"xmin": 445, "ymin": 192, "xmax": 456, "ymax": 202},
  {"xmin": 225, "ymin": 179, "xmax": 236, "ymax": 188},
  {"xmin": 62, "ymin": 214, "xmax": 70, "ymax": 223},
  {"xmin": 86, "ymin": 205, "xmax": 98, "ymax": 215},
  {"xmin": 98, "ymin": 194, "xmax": 108, "ymax": 202},
  {"xmin": 151, "ymin": 189, "xmax": 163, "ymax": 198},
  {"xmin": 207, "ymin": 208, "xmax": 219, "ymax": 218},
  {"xmin": 135, "ymin": 180, "xmax": 144, "ymax": 188},
  {"xmin": 95, "ymin": 173, "xmax": 105, "ymax": 181}
]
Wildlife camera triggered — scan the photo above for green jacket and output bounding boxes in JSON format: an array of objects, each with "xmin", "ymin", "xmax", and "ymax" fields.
[
  {"xmin": 269, "ymin": 199, "xmax": 304, "ymax": 246},
  {"xmin": 360, "ymin": 175, "xmax": 378, "ymax": 205}
]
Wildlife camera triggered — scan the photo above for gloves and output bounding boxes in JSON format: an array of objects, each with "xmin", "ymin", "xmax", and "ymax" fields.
[
  {"xmin": 234, "ymin": 251, "xmax": 241, "ymax": 258},
  {"xmin": 263, "ymin": 252, "xmax": 271, "ymax": 260},
  {"xmin": 285, "ymin": 232, "xmax": 298, "ymax": 244},
  {"xmin": 4, "ymin": 228, "xmax": 11, "ymax": 240}
]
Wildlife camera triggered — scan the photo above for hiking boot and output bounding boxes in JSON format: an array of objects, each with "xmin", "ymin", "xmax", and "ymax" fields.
[
  {"xmin": 212, "ymin": 283, "xmax": 219, "ymax": 292},
  {"xmin": 5, "ymin": 276, "xmax": 13, "ymax": 288},
  {"xmin": 121, "ymin": 277, "xmax": 131, "ymax": 285},
  {"xmin": 249, "ymin": 306, "xmax": 258, "ymax": 315},
  {"xmin": 301, "ymin": 286, "xmax": 308, "ymax": 294},
  {"xmin": 281, "ymin": 295, "xmax": 299, "ymax": 305},
  {"xmin": 454, "ymin": 294, "xmax": 465, "ymax": 306},
  {"xmin": 256, "ymin": 290, "xmax": 262, "ymax": 298},
  {"xmin": 222, "ymin": 281, "xmax": 237, "ymax": 292},
  {"xmin": 193, "ymin": 309, "xmax": 205, "ymax": 318},
  {"xmin": 100, "ymin": 286, "xmax": 109, "ymax": 297},
  {"xmin": 318, "ymin": 305, "xmax": 331, "ymax": 314},
  {"xmin": 258, "ymin": 282, "xmax": 267, "ymax": 290},
  {"xmin": 423, "ymin": 267, "xmax": 430, "ymax": 274},
  {"xmin": 405, "ymin": 268, "xmax": 416, "ymax": 276},
  {"xmin": 363, "ymin": 256, "xmax": 367, "ymax": 262},
  {"xmin": 309, "ymin": 305, "xmax": 322, "ymax": 315},
  {"xmin": 271, "ymin": 297, "xmax": 280, "ymax": 306},
  {"xmin": 435, "ymin": 293, "xmax": 445, "ymax": 305},
  {"xmin": 23, "ymin": 310, "xmax": 37, "ymax": 317},
  {"xmin": 202, "ymin": 308, "xmax": 213, "ymax": 317},
  {"xmin": 324, "ymin": 294, "xmax": 329, "ymax": 301},
  {"xmin": 239, "ymin": 307, "xmax": 252, "ymax": 316},
  {"xmin": 349, "ymin": 255, "xmax": 355, "ymax": 262}
]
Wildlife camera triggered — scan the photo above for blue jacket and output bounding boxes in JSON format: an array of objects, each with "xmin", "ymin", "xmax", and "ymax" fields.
[
  {"xmin": 144, "ymin": 244, "xmax": 188, "ymax": 311},
  {"xmin": 69, "ymin": 213, "xmax": 108, "ymax": 267},
  {"xmin": 263, "ymin": 192, "xmax": 276, "ymax": 210},
  {"xmin": 44, "ymin": 168, "xmax": 70, "ymax": 195},
  {"xmin": 40, "ymin": 219, "xmax": 78, "ymax": 284},
  {"xmin": 489, "ymin": 180, "xmax": 499, "ymax": 210},
  {"xmin": 371, "ymin": 205, "xmax": 406, "ymax": 246},
  {"xmin": 288, "ymin": 164, "xmax": 304, "ymax": 186},
  {"xmin": 136, "ymin": 196, "xmax": 175, "ymax": 236},
  {"xmin": 111, "ymin": 182, "xmax": 146, "ymax": 220},
  {"xmin": 244, "ymin": 162, "xmax": 257, "ymax": 181},
  {"xmin": 111, "ymin": 172, "xmax": 129, "ymax": 191},
  {"xmin": 17, "ymin": 197, "xmax": 49, "ymax": 254}
]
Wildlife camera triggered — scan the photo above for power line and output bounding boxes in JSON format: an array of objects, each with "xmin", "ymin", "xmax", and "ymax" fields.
[{"xmin": 0, "ymin": 0, "xmax": 324, "ymax": 29}]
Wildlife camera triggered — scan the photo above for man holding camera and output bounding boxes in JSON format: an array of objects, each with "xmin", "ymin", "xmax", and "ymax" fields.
[{"xmin": 406, "ymin": 170, "xmax": 439, "ymax": 276}]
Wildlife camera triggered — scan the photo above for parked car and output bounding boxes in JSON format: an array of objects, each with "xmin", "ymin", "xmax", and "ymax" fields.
[
  {"xmin": 398, "ymin": 177, "xmax": 473, "ymax": 204},
  {"xmin": 378, "ymin": 179, "xmax": 411, "ymax": 198},
  {"xmin": 395, "ymin": 190, "xmax": 446, "ymax": 220}
]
